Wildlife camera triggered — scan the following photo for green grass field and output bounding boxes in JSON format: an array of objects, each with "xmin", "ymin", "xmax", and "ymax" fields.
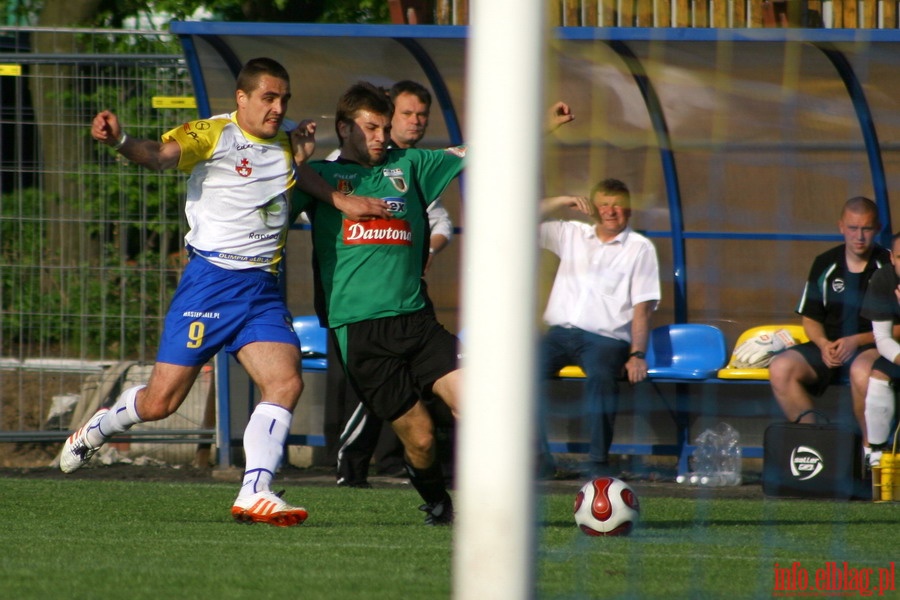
[{"xmin": 1, "ymin": 476, "xmax": 897, "ymax": 599}]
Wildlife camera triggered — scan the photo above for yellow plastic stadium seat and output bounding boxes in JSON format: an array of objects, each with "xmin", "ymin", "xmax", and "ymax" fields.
[
  {"xmin": 558, "ymin": 365, "xmax": 586, "ymax": 378},
  {"xmin": 716, "ymin": 324, "xmax": 808, "ymax": 380}
]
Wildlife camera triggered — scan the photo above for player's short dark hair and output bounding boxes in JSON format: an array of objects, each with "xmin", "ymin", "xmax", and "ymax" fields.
[
  {"xmin": 335, "ymin": 81, "xmax": 394, "ymax": 141},
  {"xmin": 236, "ymin": 57, "xmax": 290, "ymax": 94},
  {"xmin": 389, "ymin": 80, "xmax": 432, "ymax": 111},
  {"xmin": 843, "ymin": 196, "xmax": 880, "ymax": 228},
  {"xmin": 589, "ymin": 178, "xmax": 630, "ymax": 201}
]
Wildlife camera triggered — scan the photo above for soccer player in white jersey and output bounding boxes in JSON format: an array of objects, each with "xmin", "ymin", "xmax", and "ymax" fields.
[{"xmin": 60, "ymin": 57, "xmax": 389, "ymax": 527}]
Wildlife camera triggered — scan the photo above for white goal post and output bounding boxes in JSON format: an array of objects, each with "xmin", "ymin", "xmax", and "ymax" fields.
[{"xmin": 454, "ymin": 0, "xmax": 547, "ymax": 598}]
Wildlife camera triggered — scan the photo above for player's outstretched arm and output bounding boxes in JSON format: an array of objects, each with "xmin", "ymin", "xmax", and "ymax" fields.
[
  {"xmin": 333, "ymin": 194, "xmax": 394, "ymax": 221},
  {"xmin": 546, "ymin": 101, "xmax": 575, "ymax": 133},
  {"xmin": 92, "ymin": 110, "xmax": 180, "ymax": 171},
  {"xmin": 295, "ymin": 163, "xmax": 391, "ymax": 221},
  {"xmin": 290, "ymin": 120, "xmax": 317, "ymax": 165}
]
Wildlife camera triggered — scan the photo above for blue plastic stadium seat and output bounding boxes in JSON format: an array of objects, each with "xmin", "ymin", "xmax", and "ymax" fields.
[
  {"xmin": 556, "ymin": 323, "xmax": 728, "ymax": 380},
  {"xmin": 645, "ymin": 323, "xmax": 728, "ymax": 380},
  {"xmin": 292, "ymin": 315, "xmax": 328, "ymax": 371}
]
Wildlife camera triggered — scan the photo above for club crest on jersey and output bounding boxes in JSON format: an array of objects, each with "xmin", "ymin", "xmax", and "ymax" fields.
[
  {"xmin": 336, "ymin": 176, "xmax": 355, "ymax": 195},
  {"xmin": 382, "ymin": 167, "xmax": 408, "ymax": 193},
  {"xmin": 184, "ymin": 120, "xmax": 210, "ymax": 134},
  {"xmin": 832, "ymin": 278, "xmax": 845, "ymax": 293},
  {"xmin": 343, "ymin": 218, "xmax": 412, "ymax": 246},
  {"xmin": 235, "ymin": 157, "xmax": 252, "ymax": 177},
  {"xmin": 383, "ymin": 197, "xmax": 406, "ymax": 215}
]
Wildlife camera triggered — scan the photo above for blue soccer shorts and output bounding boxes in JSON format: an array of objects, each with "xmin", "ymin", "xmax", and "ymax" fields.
[{"xmin": 156, "ymin": 257, "xmax": 301, "ymax": 366}]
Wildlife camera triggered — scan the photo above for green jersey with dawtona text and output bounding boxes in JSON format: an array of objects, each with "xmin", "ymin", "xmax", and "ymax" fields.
[{"xmin": 299, "ymin": 146, "xmax": 465, "ymax": 328}]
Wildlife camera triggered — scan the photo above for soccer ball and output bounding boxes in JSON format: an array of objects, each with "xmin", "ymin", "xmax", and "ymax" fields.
[{"xmin": 573, "ymin": 476, "xmax": 640, "ymax": 536}]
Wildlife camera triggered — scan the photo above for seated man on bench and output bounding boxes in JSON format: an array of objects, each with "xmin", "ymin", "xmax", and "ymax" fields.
[
  {"xmin": 769, "ymin": 196, "xmax": 888, "ymax": 464},
  {"xmin": 860, "ymin": 231, "xmax": 900, "ymax": 468},
  {"xmin": 537, "ymin": 179, "xmax": 661, "ymax": 478}
]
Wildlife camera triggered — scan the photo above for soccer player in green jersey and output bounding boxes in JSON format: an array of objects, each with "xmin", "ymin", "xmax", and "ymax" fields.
[{"xmin": 297, "ymin": 82, "xmax": 465, "ymax": 524}]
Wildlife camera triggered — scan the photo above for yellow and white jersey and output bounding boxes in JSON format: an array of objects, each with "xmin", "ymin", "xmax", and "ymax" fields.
[{"xmin": 162, "ymin": 112, "xmax": 295, "ymax": 273}]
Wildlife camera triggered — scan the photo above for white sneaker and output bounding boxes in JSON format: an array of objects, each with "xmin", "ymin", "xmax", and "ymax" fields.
[
  {"xmin": 231, "ymin": 490, "xmax": 308, "ymax": 527},
  {"xmin": 869, "ymin": 450, "xmax": 883, "ymax": 469},
  {"xmin": 59, "ymin": 408, "xmax": 109, "ymax": 473}
]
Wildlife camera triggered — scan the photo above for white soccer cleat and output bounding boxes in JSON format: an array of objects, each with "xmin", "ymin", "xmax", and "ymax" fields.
[
  {"xmin": 59, "ymin": 408, "xmax": 109, "ymax": 473},
  {"xmin": 231, "ymin": 490, "xmax": 308, "ymax": 527}
]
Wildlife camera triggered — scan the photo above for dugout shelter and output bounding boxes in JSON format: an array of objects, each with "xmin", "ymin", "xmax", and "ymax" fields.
[{"xmin": 169, "ymin": 22, "xmax": 900, "ymax": 465}]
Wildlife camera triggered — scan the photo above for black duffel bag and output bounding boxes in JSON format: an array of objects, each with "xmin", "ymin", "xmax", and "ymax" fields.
[{"xmin": 762, "ymin": 410, "xmax": 868, "ymax": 499}]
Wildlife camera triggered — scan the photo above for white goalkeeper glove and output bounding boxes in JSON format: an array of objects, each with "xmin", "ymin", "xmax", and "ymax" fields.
[{"xmin": 731, "ymin": 328, "xmax": 797, "ymax": 369}]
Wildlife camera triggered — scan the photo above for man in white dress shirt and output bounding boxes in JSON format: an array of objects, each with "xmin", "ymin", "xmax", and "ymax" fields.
[{"xmin": 538, "ymin": 179, "xmax": 661, "ymax": 477}]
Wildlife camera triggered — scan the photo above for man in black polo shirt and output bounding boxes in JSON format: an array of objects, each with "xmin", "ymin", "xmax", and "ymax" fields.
[{"xmin": 769, "ymin": 196, "xmax": 888, "ymax": 462}]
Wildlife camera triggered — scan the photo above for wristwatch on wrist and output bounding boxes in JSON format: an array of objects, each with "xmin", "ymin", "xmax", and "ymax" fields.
[{"xmin": 629, "ymin": 350, "xmax": 646, "ymax": 359}]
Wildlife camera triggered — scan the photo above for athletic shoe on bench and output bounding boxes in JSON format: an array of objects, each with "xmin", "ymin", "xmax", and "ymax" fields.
[
  {"xmin": 231, "ymin": 490, "xmax": 308, "ymax": 527},
  {"xmin": 60, "ymin": 408, "xmax": 109, "ymax": 473}
]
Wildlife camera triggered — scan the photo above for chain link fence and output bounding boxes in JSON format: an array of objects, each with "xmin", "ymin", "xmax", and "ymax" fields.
[{"xmin": 0, "ymin": 27, "xmax": 196, "ymax": 449}]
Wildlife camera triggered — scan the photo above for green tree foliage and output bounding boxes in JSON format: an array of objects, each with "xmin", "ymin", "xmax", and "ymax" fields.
[
  {"xmin": 0, "ymin": 0, "xmax": 388, "ymax": 358},
  {"xmin": 1, "ymin": 33, "xmax": 189, "ymax": 358},
  {"xmin": 0, "ymin": 0, "xmax": 390, "ymax": 26}
]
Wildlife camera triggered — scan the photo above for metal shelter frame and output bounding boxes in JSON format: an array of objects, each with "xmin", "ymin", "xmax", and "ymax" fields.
[{"xmin": 169, "ymin": 22, "xmax": 900, "ymax": 466}]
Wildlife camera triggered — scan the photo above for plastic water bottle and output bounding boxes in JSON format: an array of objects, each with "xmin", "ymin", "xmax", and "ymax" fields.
[
  {"xmin": 678, "ymin": 429, "xmax": 713, "ymax": 485},
  {"xmin": 679, "ymin": 422, "xmax": 743, "ymax": 487},
  {"xmin": 694, "ymin": 428, "xmax": 718, "ymax": 485},
  {"xmin": 717, "ymin": 422, "xmax": 743, "ymax": 486},
  {"xmin": 705, "ymin": 422, "xmax": 742, "ymax": 487}
]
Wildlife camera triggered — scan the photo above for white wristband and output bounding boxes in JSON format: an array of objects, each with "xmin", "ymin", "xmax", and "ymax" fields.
[{"xmin": 112, "ymin": 132, "xmax": 128, "ymax": 150}]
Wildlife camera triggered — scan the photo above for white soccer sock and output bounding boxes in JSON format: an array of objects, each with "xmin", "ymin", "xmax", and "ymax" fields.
[
  {"xmin": 87, "ymin": 385, "xmax": 145, "ymax": 447},
  {"xmin": 237, "ymin": 402, "xmax": 292, "ymax": 500},
  {"xmin": 864, "ymin": 377, "xmax": 895, "ymax": 447}
]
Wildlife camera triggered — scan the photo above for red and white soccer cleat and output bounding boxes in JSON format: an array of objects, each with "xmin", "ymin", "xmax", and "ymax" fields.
[
  {"xmin": 59, "ymin": 408, "xmax": 109, "ymax": 474},
  {"xmin": 231, "ymin": 490, "xmax": 308, "ymax": 527}
]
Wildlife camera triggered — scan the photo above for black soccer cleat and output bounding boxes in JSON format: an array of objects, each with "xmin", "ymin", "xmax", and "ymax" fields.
[{"xmin": 419, "ymin": 497, "xmax": 454, "ymax": 526}]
